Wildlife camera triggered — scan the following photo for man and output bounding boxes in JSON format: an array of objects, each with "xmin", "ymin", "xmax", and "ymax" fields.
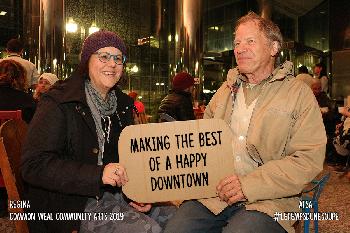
[
  {"xmin": 164, "ymin": 12, "xmax": 326, "ymax": 233},
  {"xmin": 2, "ymin": 38, "xmax": 40, "ymax": 91},
  {"xmin": 158, "ymin": 72, "xmax": 195, "ymax": 122},
  {"xmin": 311, "ymin": 78, "xmax": 338, "ymax": 134},
  {"xmin": 295, "ymin": 65, "xmax": 313, "ymax": 87},
  {"xmin": 311, "ymin": 79, "xmax": 340, "ymax": 163}
]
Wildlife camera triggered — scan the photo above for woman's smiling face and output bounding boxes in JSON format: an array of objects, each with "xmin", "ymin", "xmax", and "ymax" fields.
[{"xmin": 88, "ymin": 46, "xmax": 124, "ymax": 99}]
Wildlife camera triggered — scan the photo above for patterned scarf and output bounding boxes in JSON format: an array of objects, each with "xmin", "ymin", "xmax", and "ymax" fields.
[{"xmin": 85, "ymin": 80, "xmax": 118, "ymax": 165}]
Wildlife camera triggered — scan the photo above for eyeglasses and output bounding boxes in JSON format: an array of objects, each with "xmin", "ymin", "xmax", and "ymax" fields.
[{"xmin": 93, "ymin": 51, "xmax": 126, "ymax": 65}]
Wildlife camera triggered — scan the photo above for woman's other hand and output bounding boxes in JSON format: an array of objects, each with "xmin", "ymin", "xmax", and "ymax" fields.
[
  {"xmin": 102, "ymin": 163, "xmax": 128, "ymax": 187},
  {"xmin": 129, "ymin": 202, "xmax": 152, "ymax": 213}
]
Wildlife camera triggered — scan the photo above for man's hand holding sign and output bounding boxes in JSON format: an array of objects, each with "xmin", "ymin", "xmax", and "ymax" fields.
[{"xmin": 118, "ymin": 119, "xmax": 237, "ymax": 208}]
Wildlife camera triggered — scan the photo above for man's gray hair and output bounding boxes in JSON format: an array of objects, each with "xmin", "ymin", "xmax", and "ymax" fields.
[{"xmin": 234, "ymin": 11, "xmax": 284, "ymax": 55}]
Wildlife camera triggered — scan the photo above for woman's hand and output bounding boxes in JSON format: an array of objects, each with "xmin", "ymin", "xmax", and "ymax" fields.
[
  {"xmin": 102, "ymin": 163, "xmax": 128, "ymax": 187},
  {"xmin": 129, "ymin": 202, "xmax": 152, "ymax": 213}
]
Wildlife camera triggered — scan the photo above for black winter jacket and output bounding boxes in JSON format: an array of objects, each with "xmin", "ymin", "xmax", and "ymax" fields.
[
  {"xmin": 0, "ymin": 84, "xmax": 36, "ymax": 123},
  {"xmin": 158, "ymin": 90, "xmax": 195, "ymax": 121},
  {"xmin": 21, "ymin": 73, "xmax": 134, "ymax": 233}
]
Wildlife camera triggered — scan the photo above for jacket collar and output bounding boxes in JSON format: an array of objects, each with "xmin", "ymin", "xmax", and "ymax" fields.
[
  {"xmin": 226, "ymin": 61, "xmax": 294, "ymax": 87},
  {"xmin": 170, "ymin": 89, "xmax": 192, "ymax": 97},
  {"xmin": 48, "ymin": 72, "xmax": 86, "ymax": 104}
]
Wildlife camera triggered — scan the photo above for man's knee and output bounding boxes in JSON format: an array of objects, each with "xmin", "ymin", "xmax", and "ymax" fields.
[{"xmin": 223, "ymin": 210, "xmax": 285, "ymax": 233}]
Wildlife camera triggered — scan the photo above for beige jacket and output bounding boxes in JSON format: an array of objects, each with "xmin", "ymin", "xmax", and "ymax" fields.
[{"xmin": 200, "ymin": 61, "xmax": 326, "ymax": 232}]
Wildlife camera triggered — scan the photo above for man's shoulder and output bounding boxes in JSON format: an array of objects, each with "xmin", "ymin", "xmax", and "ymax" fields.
[{"xmin": 3, "ymin": 56, "xmax": 36, "ymax": 68}]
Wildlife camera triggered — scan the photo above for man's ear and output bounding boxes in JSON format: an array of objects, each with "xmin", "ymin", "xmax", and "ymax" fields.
[{"xmin": 270, "ymin": 41, "xmax": 279, "ymax": 57}]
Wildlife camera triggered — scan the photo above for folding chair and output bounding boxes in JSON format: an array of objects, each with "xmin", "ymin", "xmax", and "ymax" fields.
[
  {"xmin": 0, "ymin": 110, "xmax": 22, "ymax": 188},
  {"xmin": 0, "ymin": 119, "xmax": 29, "ymax": 233},
  {"xmin": 0, "ymin": 110, "xmax": 22, "ymax": 125},
  {"xmin": 300, "ymin": 172, "xmax": 331, "ymax": 233}
]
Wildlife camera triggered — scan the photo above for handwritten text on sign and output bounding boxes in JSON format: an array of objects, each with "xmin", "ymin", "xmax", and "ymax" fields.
[{"xmin": 119, "ymin": 119, "xmax": 234, "ymax": 203}]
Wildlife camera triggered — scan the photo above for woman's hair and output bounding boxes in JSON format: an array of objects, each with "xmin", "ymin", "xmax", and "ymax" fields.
[
  {"xmin": 234, "ymin": 11, "xmax": 284, "ymax": 54},
  {"xmin": 0, "ymin": 60, "xmax": 26, "ymax": 90}
]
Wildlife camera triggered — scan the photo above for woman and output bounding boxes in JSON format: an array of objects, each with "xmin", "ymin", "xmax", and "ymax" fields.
[
  {"xmin": 33, "ymin": 72, "xmax": 59, "ymax": 101},
  {"xmin": 0, "ymin": 59, "xmax": 36, "ymax": 123},
  {"xmin": 313, "ymin": 62, "xmax": 328, "ymax": 93},
  {"xmin": 0, "ymin": 59, "xmax": 36, "ymax": 217},
  {"xmin": 21, "ymin": 30, "xmax": 175, "ymax": 233}
]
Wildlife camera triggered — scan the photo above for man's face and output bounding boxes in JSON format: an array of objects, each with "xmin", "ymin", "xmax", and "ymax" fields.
[
  {"xmin": 311, "ymin": 83, "xmax": 322, "ymax": 96},
  {"xmin": 233, "ymin": 21, "xmax": 277, "ymax": 77},
  {"xmin": 314, "ymin": 66, "xmax": 321, "ymax": 76}
]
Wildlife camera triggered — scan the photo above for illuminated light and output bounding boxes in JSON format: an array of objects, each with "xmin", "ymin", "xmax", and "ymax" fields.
[
  {"xmin": 168, "ymin": 34, "xmax": 172, "ymax": 42},
  {"xmin": 138, "ymin": 96, "xmax": 143, "ymax": 99},
  {"xmin": 203, "ymin": 89, "xmax": 216, "ymax": 94},
  {"xmin": 88, "ymin": 22, "xmax": 99, "ymax": 35},
  {"xmin": 66, "ymin": 17, "xmax": 78, "ymax": 33},
  {"xmin": 156, "ymin": 83, "xmax": 160, "ymax": 86},
  {"xmin": 0, "ymin": 11, "xmax": 7, "ymax": 16},
  {"xmin": 160, "ymin": 83, "xmax": 164, "ymax": 86},
  {"xmin": 53, "ymin": 58, "xmax": 57, "ymax": 69},
  {"xmin": 281, "ymin": 51, "xmax": 284, "ymax": 56},
  {"xmin": 175, "ymin": 34, "xmax": 179, "ymax": 42},
  {"xmin": 131, "ymin": 65, "xmax": 139, "ymax": 73}
]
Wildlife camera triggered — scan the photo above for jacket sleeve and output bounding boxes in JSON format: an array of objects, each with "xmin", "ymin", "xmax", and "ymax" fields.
[
  {"xmin": 21, "ymin": 97, "xmax": 104, "ymax": 197},
  {"xmin": 239, "ymin": 88, "xmax": 327, "ymax": 202}
]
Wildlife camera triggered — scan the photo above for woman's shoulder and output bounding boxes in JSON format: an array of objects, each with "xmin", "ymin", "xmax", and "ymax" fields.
[{"xmin": 45, "ymin": 75, "xmax": 86, "ymax": 104}]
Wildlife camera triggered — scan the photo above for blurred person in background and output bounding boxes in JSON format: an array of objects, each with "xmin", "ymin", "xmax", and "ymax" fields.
[
  {"xmin": 158, "ymin": 72, "xmax": 195, "ymax": 122},
  {"xmin": 295, "ymin": 65, "xmax": 313, "ymax": 87},
  {"xmin": 313, "ymin": 62, "xmax": 328, "ymax": 93},
  {"xmin": 33, "ymin": 72, "xmax": 59, "ymax": 101},
  {"xmin": 1, "ymin": 38, "xmax": 40, "ymax": 92},
  {"xmin": 0, "ymin": 59, "xmax": 36, "ymax": 123},
  {"xmin": 128, "ymin": 91, "xmax": 148, "ymax": 124},
  {"xmin": 311, "ymin": 79, "xmax": 340, "ymax": 163}
]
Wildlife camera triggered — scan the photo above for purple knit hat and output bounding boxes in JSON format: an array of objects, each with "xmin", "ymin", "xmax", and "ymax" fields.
[
  {"xmin": 79, "ymin": 30, "xmax": 127, "ymax": 75},
  {"xmin": 172, "ymin": 72, "xmax": 195, "ymax": 91}
]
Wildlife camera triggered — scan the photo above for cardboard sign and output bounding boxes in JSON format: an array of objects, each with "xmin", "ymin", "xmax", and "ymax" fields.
[{"xmin": 119, "ymin": 119, "xmax": 234, "ymax": 203}]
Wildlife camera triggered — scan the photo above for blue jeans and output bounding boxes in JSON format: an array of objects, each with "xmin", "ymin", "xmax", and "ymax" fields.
[{"xmin": 163, "ymin": 201, "xmax": 286, "ymax": 233}]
